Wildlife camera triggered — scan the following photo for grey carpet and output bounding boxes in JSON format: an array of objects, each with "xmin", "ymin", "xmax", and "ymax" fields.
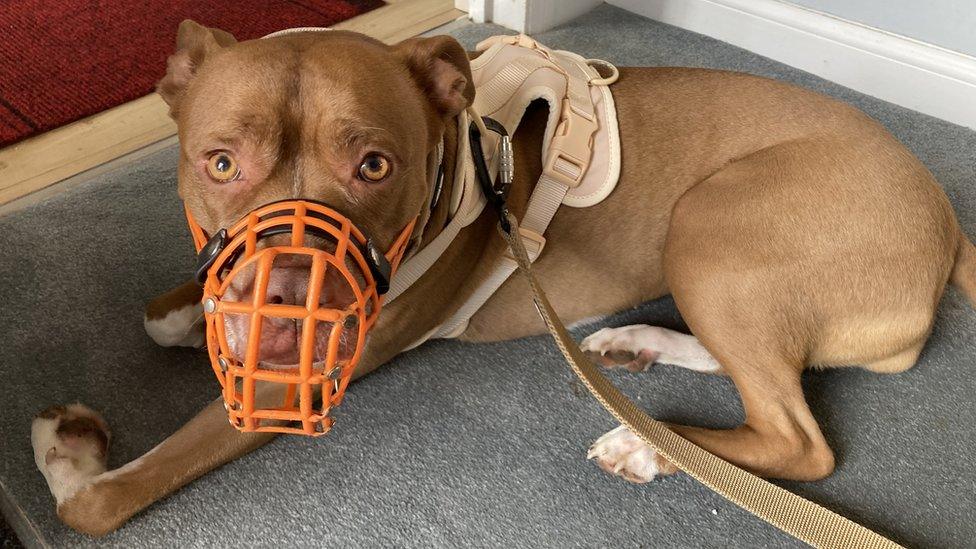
[
  {"xmin": 0, "ymin": 520, "xmax": 21, "ymax": 549},
  {"xmin": 2, "ymin": 4, "xmax": 975, "ymax": 548}
]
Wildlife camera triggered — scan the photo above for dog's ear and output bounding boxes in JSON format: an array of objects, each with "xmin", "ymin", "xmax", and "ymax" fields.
[
  {"xmin": 395, "ymin": 35, "xmax": 474, "ymax": 118},
  {"xmin": 157, "ymin": 20, "xmax": 237, "ymax": 118}
]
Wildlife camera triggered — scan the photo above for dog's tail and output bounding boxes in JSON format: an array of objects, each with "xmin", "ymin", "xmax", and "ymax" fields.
[{"xmin": 951, "ymin": 233, "xmax": 976, "ymax": 307}]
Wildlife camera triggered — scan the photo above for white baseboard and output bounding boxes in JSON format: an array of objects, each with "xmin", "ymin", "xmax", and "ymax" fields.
[{"xmin": 607, "ymin": 0, "xmax": 976, "ymax": 130}]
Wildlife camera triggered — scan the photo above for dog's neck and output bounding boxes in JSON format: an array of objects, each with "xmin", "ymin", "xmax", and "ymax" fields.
[
  {"xmin": 417, "ymin": 117, "xmax": 462, "ymax": 250},
  {"xmin": 356, "ymin": 105, "xmax": 548, "ymax": 373},
  {"xmin": 416, "ymin": 105, "xmax": 543, "ymax": 253}
]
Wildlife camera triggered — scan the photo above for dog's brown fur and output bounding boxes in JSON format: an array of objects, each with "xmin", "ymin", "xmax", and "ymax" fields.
[{"xmin": 34, "ymin": 22, "xmax": 975, "ymax": 536}]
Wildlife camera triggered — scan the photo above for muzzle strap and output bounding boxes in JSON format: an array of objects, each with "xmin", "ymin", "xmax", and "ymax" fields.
[{"xmin": 187, "ymin": 202, "xmax": 397, "ymax": 293}]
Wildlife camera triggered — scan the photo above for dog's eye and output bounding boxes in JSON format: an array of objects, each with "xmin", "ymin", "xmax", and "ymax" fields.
[
  {"xmin": 358, "ymin": 154, "xmax": 390, "ymax": 182},
  {"xmin": 206, "ymin": 152, "xmax": 241, "ymax": 182}
]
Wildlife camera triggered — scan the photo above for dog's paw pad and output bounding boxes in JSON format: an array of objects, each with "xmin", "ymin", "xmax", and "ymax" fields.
[
  {"xmin": 587, "ymin": 425, "xmax": 675, "ymax": 483},
  {"xmin": 580, "ymin": 326, "xmax": 659, "ymax": 372},
  {"xmin": 32, "ymin": 404, "xmax": 110, "ymax": 504}
]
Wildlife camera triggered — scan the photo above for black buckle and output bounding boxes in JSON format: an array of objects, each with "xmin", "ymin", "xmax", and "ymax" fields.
[
  {"xmin": 194, "ymin": 229, "xmax": 228, "ymax": 285},
  {"xmin": 364, "ymin": 239, "xmax": 392, "ymax": 295}
]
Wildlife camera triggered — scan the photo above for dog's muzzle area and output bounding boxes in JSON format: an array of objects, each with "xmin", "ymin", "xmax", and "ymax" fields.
[
  {"xmin": 185, "ymin": 200, "xmax": 415, "ymax": 436},
  {"xmin": 221, "ymin": 248, "xmax": 361, "ymax": 369}
]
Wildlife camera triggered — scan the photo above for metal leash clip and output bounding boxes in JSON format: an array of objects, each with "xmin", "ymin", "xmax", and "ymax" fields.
[{"xmin": 469, "ymin": 116, "xmax": 514, "ymax": 233}]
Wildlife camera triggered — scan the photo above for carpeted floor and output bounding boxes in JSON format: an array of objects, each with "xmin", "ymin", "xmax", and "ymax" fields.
[
  {"xmin": 0, "ymin": 0, "xmax": 384, "ymax": 147},
  {"xmin": 2, "ymin": 4, "xmax": 975, "ymax": 548},
  {"xmin": 0, "ymin": 520, "xmax": 21, "ymax": 549}
]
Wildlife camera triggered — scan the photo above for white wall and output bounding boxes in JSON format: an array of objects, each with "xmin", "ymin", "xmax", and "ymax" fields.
[
  {"xmin": 468, "ymin": 0, "xmax": 976, "ymax": 128},
  {"xmin": 481, "ymin": 0, "xmax": 976, "ymax": 57},
  {"xmin": 790, "ymin": 0, "xmax": 976, "ymax": 57},
  {"xmin": 606, "ymin": 0, "xmax": 976, "ymax": 130}
]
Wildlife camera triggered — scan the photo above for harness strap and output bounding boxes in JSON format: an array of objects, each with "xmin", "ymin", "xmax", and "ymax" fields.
[
  {"xmin": 395, "ymin": 35, "xmax": 617, "ymax": 339},
  {"xmin": 476, "ymin": 55, "xmax": 554, "ymax": 116},
  {"xmin": 386, "ymin": 112, "xmax": 487, "ymax": 304},
  {"xmin": 497, "ymin": 211, "xmax": 904, "ymax": 549},
  {"xmin": 433, "ymin": 172, "xmax": 566, "ymax": 338},
  {"xmin": 429, "ymin": 38, "xmax": 614, "ymax": 337}
]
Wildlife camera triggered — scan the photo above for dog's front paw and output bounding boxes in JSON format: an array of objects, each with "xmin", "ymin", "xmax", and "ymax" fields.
[
  {"xmin": 581, "ymin": 325, "xmax": 660, "ymax": 372},
  {"xmin": 144, "ymin": 281, "xmax": 205, "ymax": 348},
  {"xmin": 144, "ymin": 302, "xmax": 205, "ymax": 348},
  {"xmin": 587, "ymin": 425, "xmax": 676, "ymax": 483},
  {"xmin": 31, "ymin": 404, "xmax": 110, "ymax": 505}
]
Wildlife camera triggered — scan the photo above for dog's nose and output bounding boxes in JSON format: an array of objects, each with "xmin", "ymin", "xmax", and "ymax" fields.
[
  {"xmin": 263, "ymin": 263, "xmax": 312, "ymax": 306},
  {"xmin": 219, "ymin": 243, "xmax": 365, "ymax": 367},
  {"xmin": 261, "ymin": 253, "xmax": 358, "ymax": 309}
]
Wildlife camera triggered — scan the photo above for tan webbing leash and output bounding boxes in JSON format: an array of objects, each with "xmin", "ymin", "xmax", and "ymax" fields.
[{"xmin": 496, "ymin": 213, "xmax": 903, "ymax": 548}]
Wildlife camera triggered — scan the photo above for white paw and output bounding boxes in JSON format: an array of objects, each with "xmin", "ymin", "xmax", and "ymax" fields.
[
  {"xmin": 581, "ymin": 325, "xmax": 661, "ymax": 372},
  {"xmin": 31, "ymin": 404, "xmax": 110, "ymax": 504},
  {"xmin": 581, "ymin": 325, "xmax": 721, "ymax": 374},
  {"xmin": 144, "ymin": 302, "xmax": 205, "ymax": 348},
  {"xmin": 587, "ymin": 425, "xmax": 672, "ymax": 483}
]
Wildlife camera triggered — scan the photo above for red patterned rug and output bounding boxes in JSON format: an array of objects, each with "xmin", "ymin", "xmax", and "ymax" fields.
[{"xmin": 0, "ymin": 0, "xmax": 384, "ymax": 147}]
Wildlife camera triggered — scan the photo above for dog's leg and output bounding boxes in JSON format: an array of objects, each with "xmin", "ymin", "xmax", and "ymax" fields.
[
  {"xmin": 580, "ymin": 325, "xmax": 723, "ymax": 374},
  {"xmin": 588, "ymin": 361, "xmax": 834, "ymax": 483},
  {"xmin": 32, "ymin": 405, "xmax": 111, "ymax": 506},
  {"xmin": 32, "ymin": 383, "xmax": 286, "ymax": 537},
  {"xmin": 588, "ymin": 137, "xmax": 955, "ymax": 485},
  {"xmin": 143, "ymin": 280, "xmax": 204, "ymax": 348}
]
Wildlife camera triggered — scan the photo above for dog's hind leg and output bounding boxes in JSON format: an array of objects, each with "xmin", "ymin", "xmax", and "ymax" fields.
[
  {"xmin": 588, "ymin": 136, "xmax": 958, "ymax": 484},
  {"xmin": 143, "ymin": 279, "xmax": 204, "ymax": 348},
  {"xmin": 588, "ymin": 335, "xmax": 836, "ymax": 482},
  {"xmin": 580, "ymin": 325, "xmax": 724, "ymax": 374},
  {"xmin": 951, "ymin": 235, "xmax": 976, "ymax": 307}
]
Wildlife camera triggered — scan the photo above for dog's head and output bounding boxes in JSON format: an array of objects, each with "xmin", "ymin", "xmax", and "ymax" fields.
[{"xmin": 159, "ymin": 21, "xmax": 473, "ymax": 367}]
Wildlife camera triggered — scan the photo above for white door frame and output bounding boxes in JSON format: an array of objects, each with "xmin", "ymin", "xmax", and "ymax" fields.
[{"xmin": 462, "ymin": 0, "xmax": 602, "ymax": 34}]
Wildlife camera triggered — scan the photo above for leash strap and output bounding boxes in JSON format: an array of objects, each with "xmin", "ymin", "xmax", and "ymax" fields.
[{"xmin": 496, "ymin": 212, "xmax": 903, "ymax": 548}]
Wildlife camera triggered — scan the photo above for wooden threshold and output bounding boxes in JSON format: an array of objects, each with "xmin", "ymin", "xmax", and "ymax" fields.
[{"xmin": 0, "ymin": 0, "xmax": 465, "ymax": 207}]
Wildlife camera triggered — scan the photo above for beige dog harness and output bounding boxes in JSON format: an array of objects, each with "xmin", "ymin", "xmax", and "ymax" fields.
[{"xmin": 387, "ymin": 35, "xmax": 621, "ymax": 342}]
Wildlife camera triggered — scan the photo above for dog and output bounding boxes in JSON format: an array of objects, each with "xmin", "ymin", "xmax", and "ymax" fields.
[{"xmin": 30, "ymin": 20, "xmax": 976, "ymax": 536}]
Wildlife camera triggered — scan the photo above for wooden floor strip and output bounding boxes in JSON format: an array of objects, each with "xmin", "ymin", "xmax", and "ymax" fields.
[{"xmin": 0, "ymin": 0, "xmax": 463, "ymax": 207}]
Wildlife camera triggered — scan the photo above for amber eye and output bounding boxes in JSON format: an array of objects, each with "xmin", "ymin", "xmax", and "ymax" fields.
[
  {"xmin": 358, "ymin": 154, "xmax": 391, "ymax": 182},
  {"xmin": 206, "ymin": 152, "xmax": 240, "ymax": 182}
]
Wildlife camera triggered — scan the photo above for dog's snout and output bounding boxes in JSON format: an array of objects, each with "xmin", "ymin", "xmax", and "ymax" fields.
[
  {"xmin": 257, "ymin": 232, "xmax": 333, "ymax": 254},
  {"xmin": 226, "ymin": 251, "xmax": 359, "ymax": 310},
  {"xmin": 267, "ymin": 253, "xmax": 314, "ymax": 306},
  {"xmin": 263, "ymin": 264, "xmax": 313, "ymax": 306},
  {"xmin": 272, "ymin": 254, "xmax": 313, "ymax": 269},
  {"xmin": 222, "ymin": 259, "xmax": 360, "ymax": 366}
]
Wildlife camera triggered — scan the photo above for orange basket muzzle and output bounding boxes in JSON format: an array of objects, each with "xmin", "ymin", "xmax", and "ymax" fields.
[{"xmin": 185, "ymin": 200, "xmax": 415, "ymax": 436}]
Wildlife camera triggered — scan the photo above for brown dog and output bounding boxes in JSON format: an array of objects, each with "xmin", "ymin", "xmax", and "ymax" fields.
[{"xmin": 30, "ymin": 21, "xmax": 976, "ymax": 536}]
